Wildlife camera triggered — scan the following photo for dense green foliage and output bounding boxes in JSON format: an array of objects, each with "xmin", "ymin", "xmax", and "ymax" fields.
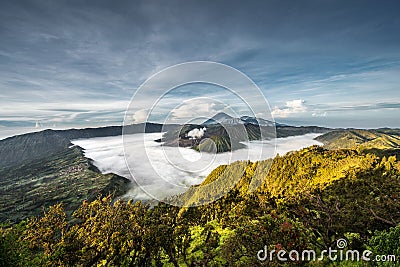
[
  {"xmin": 1, "ymin": 146, "xmax": 400, "ymax": 266},
  {"xmin": 369, "ymin": 224, "xmax": 400, "ymax": 257}
]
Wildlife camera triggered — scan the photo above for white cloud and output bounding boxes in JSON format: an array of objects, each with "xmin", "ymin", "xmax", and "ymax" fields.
[
  {"xmin": 312, "ymin": 111, "xmax": 327, "ymax": 117},
  {"xmin": 272, "ymin": 99, "xmax": 307, "ymax": 118},
  {"xmin": 132, "ymin": 109, "xmax": 148, "ymax": 123},
  {"xmin": 187, "ymin": 127, "xmax": 206, "ymax": 139}
]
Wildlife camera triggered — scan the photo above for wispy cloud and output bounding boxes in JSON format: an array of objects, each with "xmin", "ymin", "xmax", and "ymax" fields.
[
  {"xmin": 272, "ymin": 99, "xmax": 307, "ymax": 118},
  {"xmin": 312, "ymin": 112, "xmax": 327, "ymax": 117}
]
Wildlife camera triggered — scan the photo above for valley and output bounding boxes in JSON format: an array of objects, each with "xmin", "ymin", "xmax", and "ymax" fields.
[{"xmin": 1, "ymin": 119, "xmax": 400, "ymax": 265}]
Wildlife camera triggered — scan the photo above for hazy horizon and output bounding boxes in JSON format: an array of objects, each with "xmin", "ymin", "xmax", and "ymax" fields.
[{"xmin": 2, "ymin": 118, "xmax": 400, "ymax": 141}]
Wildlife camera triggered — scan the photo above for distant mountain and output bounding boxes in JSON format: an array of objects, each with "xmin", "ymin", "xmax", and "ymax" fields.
[
  {"xmin": 202, "ymin": 112, "xmax": 278, "ymax": 126},
  {"xmin": 160, "ymin": 121, "xmax": 329, "ymax": 153},
  {"xmin": 203, "ymin": 112, "xmax": 239, "ymax": 125},
  {"xmin": 239, "ymin": 115, "xmax": 277, "ymax": 126},
  {"xmin": 0, "ymin": 123, "xmax": 178, "ymax": 169},
  {"xmin": 158, "ymin": 112, "xmax": 329, "ymax": 153},
  {"xmin": 276, "ymin": 125, "xmax": 330, "ymax": 138}
]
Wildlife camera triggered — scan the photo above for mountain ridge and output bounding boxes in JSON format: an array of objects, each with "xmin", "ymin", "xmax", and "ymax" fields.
[{"xmin": 202, "ymin": 112, "xmax": 278, "ymax": 126}]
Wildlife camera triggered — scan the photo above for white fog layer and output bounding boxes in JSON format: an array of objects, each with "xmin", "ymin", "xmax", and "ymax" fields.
[{"xmin": 71, "ymin": 133, "xmax": 322, "ymax": 200}]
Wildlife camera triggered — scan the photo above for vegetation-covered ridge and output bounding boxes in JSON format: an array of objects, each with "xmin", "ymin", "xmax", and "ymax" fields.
[
  {"xmin": 316, "ymin": 128, "xmax": 400, "ymax": 150},
  {"xmin": 1, "ymin": 146, "xmax": 400, "ymax": 266}
]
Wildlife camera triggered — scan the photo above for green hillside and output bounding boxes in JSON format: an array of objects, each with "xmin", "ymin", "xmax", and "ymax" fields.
[
  {"xmin": 316, "ymin": 128, "xmax": 400, "ymax": 150},
  {"xmin": 2, "ymin": 146, "xmax": 399, "ymax": 266}
]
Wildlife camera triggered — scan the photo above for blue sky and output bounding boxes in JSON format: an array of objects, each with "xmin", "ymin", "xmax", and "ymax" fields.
[{"xmin": 0, "ymin": 0, "xmax": 399, "ymax": 137}]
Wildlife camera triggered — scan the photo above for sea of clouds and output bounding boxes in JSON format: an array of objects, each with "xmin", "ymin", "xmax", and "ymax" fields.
[{"xmin": 71, "ymin": 133, "xmax": 322, "ymax": 200}]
